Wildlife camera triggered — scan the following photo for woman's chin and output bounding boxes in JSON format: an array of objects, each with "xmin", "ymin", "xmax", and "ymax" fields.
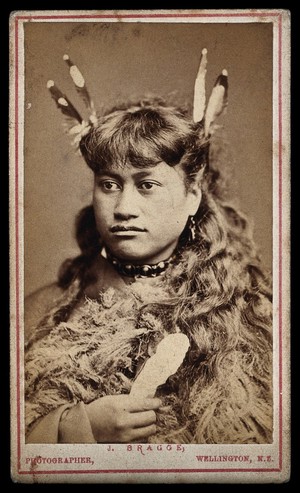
[
  {"xmin": 106, "ymin": 245, "xmax": 171, "ymax": 265},
  {"xmin": 103, "ymin": 236, "xmax": 177, "ymax": 265},
  {"xmin": 110, "ymin": 250, "xmax": 154, "ymax": 264}
]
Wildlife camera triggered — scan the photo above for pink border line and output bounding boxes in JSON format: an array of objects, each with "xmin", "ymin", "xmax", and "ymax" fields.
[
  {"xmin": 18, "ymin": 467, "xmax": 281, "ymax": 475},
  {"xmin": 278, "ymin": 12, "xmax": 283, "ymax": 472},
  {"xmin": 15, "ymin": 17, "xmax": 21, "ymax": 474},
  {"xmin": 15, "ymin": 12, "xmax": 280, "ymax": 20},
  {"xmin": 14, "ymin": 12, "xmax": 283, "ymax": 476}
]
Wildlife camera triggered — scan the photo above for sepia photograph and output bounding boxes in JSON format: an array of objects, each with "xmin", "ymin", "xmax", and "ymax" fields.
[{"xmin": 10, "ymin": 9, "xmax": 290, "ymax": 483}]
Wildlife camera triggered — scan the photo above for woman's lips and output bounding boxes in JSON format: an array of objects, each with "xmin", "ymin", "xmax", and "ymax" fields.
[{"xmin": 110, "ymin": 225, "xmax": 146, "ymax": 233}]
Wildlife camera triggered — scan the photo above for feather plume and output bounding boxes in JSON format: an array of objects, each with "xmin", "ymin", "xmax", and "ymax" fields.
[
  {"xmin": 193, "ymin": 48, "xmax": 208, "ymax": 123},
  {"xmin": 204, "ymin": 69, "xmax": 228, "ymax": 137},
  {"xmin": 63, "ymin": 54, "xmax": 96, "ymax": 120},
  {"xmin": 47, "ymin": 79, "xmax": 83, "ymax": 125}
]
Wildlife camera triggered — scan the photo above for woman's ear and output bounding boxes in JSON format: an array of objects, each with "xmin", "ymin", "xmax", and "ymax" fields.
[
  {"xmin": 188, "ymin": 184, "xmax": 202, "ymax": 216},
  {"xmin": 187, "ymin": 169, "xmax": 204, "ymax": 216}
]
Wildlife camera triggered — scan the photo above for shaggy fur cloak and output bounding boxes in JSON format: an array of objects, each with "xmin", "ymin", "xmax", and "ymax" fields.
[{"xmin": 25, "ymin": 277, "xmax": 272, "ymax": 444}]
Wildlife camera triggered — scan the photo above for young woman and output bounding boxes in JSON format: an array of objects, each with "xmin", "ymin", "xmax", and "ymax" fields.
[{"xmin": 24, "ymin": 53, "xmax": 272, "ymax": 444}]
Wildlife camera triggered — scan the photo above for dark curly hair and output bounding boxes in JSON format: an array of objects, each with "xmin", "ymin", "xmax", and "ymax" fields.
[{"xmin": 36, "ymin": 98, "xmax": 273, "ymax": 443}]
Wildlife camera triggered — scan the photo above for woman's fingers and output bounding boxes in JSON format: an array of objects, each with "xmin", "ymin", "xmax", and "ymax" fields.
[
  {"xmin": 127, "ymin": 397, "xmax": 162, "ymax": 413},
  {"xmin": 126, "ymin": 410, "xmax": 156, "ymax": 429},
  {"xmin": 130, "ymin": 424, "xmax": 157, "ymax": 441},
  {"xmin": 85, "ymin": 395, "xmax": 161, "ymax": 442}
]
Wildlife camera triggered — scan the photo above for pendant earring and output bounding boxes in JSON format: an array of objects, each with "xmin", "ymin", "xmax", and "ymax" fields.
[{"xmin": 189, "ymin": 216, "xmax": 196, "ymax": 242}]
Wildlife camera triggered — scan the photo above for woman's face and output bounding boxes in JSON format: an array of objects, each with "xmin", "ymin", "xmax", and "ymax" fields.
[{"xmin": 93, "ymin": 161, "xmax": 201, "ymax": 264}]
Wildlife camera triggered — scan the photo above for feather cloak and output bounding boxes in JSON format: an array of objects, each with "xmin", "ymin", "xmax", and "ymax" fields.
[{"xmin": 25, "ymin": 279, "xmax": 272, "ymax": 444}]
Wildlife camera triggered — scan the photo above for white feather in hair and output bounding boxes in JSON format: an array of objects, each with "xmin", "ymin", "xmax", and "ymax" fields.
[
  {"xmin": 204, "ymin": 69, "xmax": 228, "ymax": 137},
  {"xmin": 63, "ymin": 54, "xmax": 97, "ymax": 124},
  {"xmin": 47, "ymin": 79, "xmax": 83, "ymax": 124},
  {"xmin": 193, "ymin": 48, "xmax": 208, "ymax": 123}
]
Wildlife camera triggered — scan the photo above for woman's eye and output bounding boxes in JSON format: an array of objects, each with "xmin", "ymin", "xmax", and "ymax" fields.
[
  {"xmin": 139, "ymin": 182, "xmax": 159, "ymax": 191},
  {"xmin": 100, "ymin": 181, "xmax": 120, "ymax": 191}
]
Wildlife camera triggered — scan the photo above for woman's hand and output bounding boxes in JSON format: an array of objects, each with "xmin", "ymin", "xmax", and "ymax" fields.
[{"xmin": 85, "ymin": 395, "xmax": 161, "ymax": 442}]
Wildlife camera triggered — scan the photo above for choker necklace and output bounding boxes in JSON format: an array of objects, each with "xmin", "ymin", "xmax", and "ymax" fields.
[{"xmin": 102, "ymin": 248, "xmax": 175, "ymax": 278}]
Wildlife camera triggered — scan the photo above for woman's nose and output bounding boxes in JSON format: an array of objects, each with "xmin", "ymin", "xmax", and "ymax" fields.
[{"xmin": 114, "ymin": 187, "xmax": 139, "ymax": 220}]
